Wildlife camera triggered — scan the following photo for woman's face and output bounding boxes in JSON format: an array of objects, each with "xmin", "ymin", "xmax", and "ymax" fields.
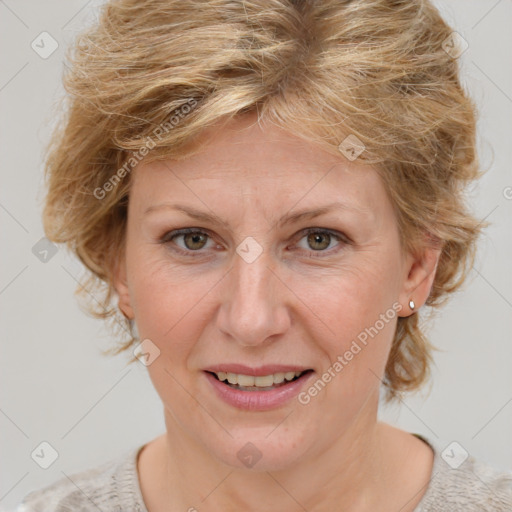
[{"xmin": 116, "ymin": 114, "xmax": 421, "ymax": 471}]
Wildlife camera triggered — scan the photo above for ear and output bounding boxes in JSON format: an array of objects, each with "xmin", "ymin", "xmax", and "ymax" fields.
[
  {"xmin": 112, "ymin": 257, "xmax": 135, "ymax": 320},
  {"xmin": 398, "ymin": 241, "xmax": 442, "ymax": 317}
]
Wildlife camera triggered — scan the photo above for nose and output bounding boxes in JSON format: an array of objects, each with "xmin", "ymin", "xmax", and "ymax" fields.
[{"xmin": 215, "ymin": 245, "xmax": 291, "ymax": 348}]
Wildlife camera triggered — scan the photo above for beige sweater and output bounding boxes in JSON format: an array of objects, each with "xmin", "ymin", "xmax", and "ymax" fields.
[{"xmin": 14, "ymin": 435, "xmax": 512, "ymax": 511}]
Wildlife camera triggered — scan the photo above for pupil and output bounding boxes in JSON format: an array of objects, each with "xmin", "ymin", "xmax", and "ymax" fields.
[
  {"xmin": 185, "ymin": 232, "xmax": 206, "ymax": 250},
  {"xmin": 309, "ymin": 232, "xmax": 329, "ymax": 250}
]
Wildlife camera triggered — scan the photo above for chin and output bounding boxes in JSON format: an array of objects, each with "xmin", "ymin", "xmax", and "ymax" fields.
[{"xmin": 207, "ymin": 425, "xmax": 312, "ymax": 472}]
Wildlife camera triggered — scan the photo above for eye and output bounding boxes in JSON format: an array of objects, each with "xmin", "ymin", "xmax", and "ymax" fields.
[
  {"xmin": 294, "ymin": 228, "xmax": 348, "ymax": 256},
  {"xmin": 160, "ymin": 228, "xmax": 215, "ymax": 255},
  {"xmin": 160, "ymin": 227, "xmax": 349, "ymax": 258}
]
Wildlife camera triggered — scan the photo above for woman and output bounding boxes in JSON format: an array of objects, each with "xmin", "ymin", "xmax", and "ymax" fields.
[{"xmin": 15, "ymin": 0, "xmax": 512, "ymax": 510}]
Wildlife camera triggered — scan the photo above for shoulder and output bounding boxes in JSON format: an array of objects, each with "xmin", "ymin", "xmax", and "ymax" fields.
[
  {"xmin": 414, "ymin": 437, "xmax": 512, "ymax": 512},
  {"xmin": 13, "ymin": 445, "xmax": 147, "ymax": 512}
]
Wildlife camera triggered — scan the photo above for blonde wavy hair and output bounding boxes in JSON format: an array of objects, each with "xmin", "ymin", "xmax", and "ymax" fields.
[{"xmin": 43, "ymin": 0, "xmax": 483, "ymax": 402}]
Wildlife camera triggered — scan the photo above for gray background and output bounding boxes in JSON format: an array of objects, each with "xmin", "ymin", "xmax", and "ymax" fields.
[{"xmin": 1, "ymin": 0, "xmax": 511, "ymax": 509}]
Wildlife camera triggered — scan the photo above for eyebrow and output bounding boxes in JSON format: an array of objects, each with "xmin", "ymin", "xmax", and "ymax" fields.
[{"xmin": 144, "ymin": 201, "xmax": 367, "ymax": 227}]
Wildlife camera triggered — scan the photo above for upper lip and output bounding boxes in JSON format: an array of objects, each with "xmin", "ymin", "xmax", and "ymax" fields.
[{"xmin": 204, "ymin": 364, "xmax": 312, "ymax": 376}]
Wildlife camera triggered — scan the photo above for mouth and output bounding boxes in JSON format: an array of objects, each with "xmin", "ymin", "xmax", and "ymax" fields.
[
  {"xmin": 206, "ymin": 369, "xmax": 313, "ymax": 391},
  {"xmin": 203, "ymin": 364, "xmax": 315, "ymax": 410}
]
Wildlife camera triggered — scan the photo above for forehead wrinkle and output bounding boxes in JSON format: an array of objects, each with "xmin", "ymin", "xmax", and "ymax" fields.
[{"xmin": 144, "ymin": 200, "xmax": 374, "ymax": 232}]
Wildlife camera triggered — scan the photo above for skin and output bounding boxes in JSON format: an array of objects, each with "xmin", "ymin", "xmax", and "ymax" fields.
[{"xmin": 114, "ymin": 112, "xmax": 440, "ymax": 512}]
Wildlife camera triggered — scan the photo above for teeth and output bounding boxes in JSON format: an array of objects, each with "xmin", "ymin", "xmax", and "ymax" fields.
[
  {"xmin": 273, "ymin": 372, "xmax": 285, "ymax": 384},
  {"xmin": 238, "ymin": 374, "xmax": 255, "ymax": 386},
  {"xmin": 213, "ymin": 370, "xmax": 304, "ymax": 387},
  {"xmin": 254, "ymin": 375, "xmax": 274, "ymax": 387}
]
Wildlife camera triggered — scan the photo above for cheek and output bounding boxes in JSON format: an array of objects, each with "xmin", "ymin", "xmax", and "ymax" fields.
[
  {"xmin": 300, "ymin": 252, "xmax": 400, "ymax": 334},
  {"xmin": 126, "ymin": 255, "xmax": 221, "ymax": 413},
  {"xmin": 296, "ymin": 252, "xmax": 401, "ymax": 388},
  {"xmin": 291, "ymin": 268, "xmax": 399, "ymax": 434},
  {"xmin": 126, "ymin": 247, "xmax": 219, "ymax": 363}
]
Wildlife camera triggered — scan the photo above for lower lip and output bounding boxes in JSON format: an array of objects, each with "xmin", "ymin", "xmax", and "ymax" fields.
[{"xmin": 204, "ymin": 371, "xmax": 314, "ymax": 411}]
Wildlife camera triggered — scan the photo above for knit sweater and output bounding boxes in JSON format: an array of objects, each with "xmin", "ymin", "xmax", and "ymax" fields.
[{"xmin": 14, "ymin": 434, "xmax": 512, "ymax": 511}]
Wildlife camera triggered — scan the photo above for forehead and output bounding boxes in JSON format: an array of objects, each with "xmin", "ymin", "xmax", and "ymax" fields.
[{"xmin": 131, "ymin": 114, "xmax": 391, "ymax": 222}]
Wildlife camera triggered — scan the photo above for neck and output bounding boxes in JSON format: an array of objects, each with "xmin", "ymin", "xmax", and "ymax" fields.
[{"xmin": 158, "ymin": 394, "xmax": 394, "ymax": 511}]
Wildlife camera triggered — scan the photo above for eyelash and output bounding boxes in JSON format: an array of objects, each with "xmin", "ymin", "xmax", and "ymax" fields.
[{"xmin": 159, "ymin": 227, "xmax": 350, "ymax": 258}]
